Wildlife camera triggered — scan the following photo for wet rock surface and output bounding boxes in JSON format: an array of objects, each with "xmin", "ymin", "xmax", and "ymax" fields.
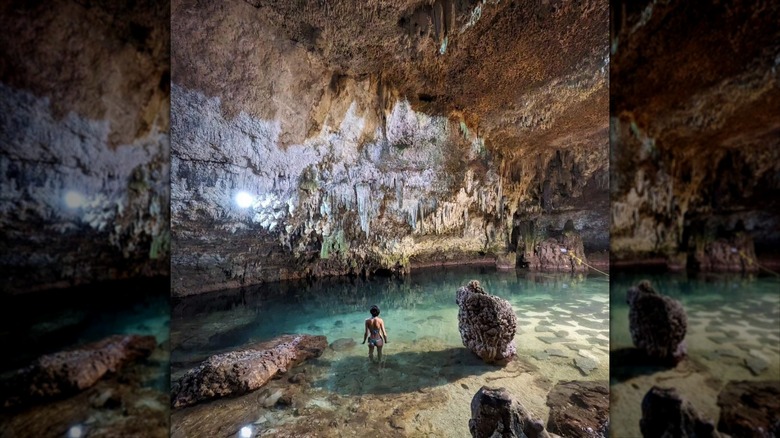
[
  {"xmin": 640, "ymin": 386, "xmax": 720, "ymax": 438},
  {"xmin": 456, "ymin": 280, "xmax": 517, "ymax": 364},
  {"xmin": 716, "ymin": 381, "xmax": 780, "ymax": 438},
  {"xmin": 628, "ymin": 280, "xmax": 687, "ymax": 364},
  {"xmin": 695, "ymin": 235, "xmax": 760, "ymax": 273},
  {"xmin": 469, "ymin": 386, "xmax": 549, "ymax": 438},
  {"xmin": 546, "ymin": 380, "xmax": 609, "ymax": 438},
  {"xmin": 2, "ymin": 334, "xmax": 157, "ymax": 408},
  {"xmin": 523, "ymin": 228, "xmax": 589, "ymax": 273},
  {"xmin": 171, "ymin": 334, "xmax": 327, "ymax": 408}
]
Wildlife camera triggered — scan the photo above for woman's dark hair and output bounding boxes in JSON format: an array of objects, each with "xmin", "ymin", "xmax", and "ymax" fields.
[{"xmin": 370, "ymin": 305, "xmax": 380, "ymax": 317}]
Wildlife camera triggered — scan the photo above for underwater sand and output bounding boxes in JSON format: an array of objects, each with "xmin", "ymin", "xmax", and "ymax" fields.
[
  {"xmin": 170, "ymin": 266, "xmax": 609, "ymax": 437},
  {"xmin": 610, "ymin": 272, "xmax": 780, "ymax": 438}
]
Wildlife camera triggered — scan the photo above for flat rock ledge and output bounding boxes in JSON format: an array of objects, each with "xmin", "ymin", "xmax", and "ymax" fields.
[
  {"xmin": 2, "ymin": 334, "xmax": 157, "ymax": 408},
  {"xmin": 171, "ymin": 334, "xmax": 327, "ymax": 408},
  {"xmin": 546, "ymin": 380, "xmax": 609, "ymax": 438}
]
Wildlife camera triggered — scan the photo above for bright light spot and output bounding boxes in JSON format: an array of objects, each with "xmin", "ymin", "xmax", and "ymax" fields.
[
  {"xmin": 731, "ymin": 247, "xmax": 738, "ymax": 253},
  {"xmin": 235, "ymin": 191, "xmax": 254, "ymax": 208},
  {"xmin": 559, "ymin": 247, "xmax": 568, "ymax": 253},
  {"xmin": 67, "ymin": 425, "xmax": 84, "ymax": 438},
  {"xmin": 64, "ymin": 191, "xmax": 87, "ymax": 209},
  {"xmin": 239, "ymin": 426, "xmax": 253, "ymax": 438}
]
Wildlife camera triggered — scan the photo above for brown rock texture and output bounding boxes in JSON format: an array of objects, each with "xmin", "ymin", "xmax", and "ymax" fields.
[
  {"xmin": 523, "ymin": 223, "xmax": 589, "ymax": 272},
  {"xmin": 716, "ymin": 381, "xmax": 780, "ymax": 438},
  {"xmin": 628, "ymin": 280, "xmax": 687, "ymax": 364},
  {"xmin": 2, "ymin": 334, "xmax": 157, "ymax": 408},
  {"xmin": 0, "ymin": 0, "xmax": 171, "ymax": 293},
  {"xmin": 640, "ymin": 386, "xmax": 721, "ymax": 438},
  {"xmin": 170, "ymin": 0, "xmax": 609, "ymax": 295},
  {"xmin": 610, "ymin": 1, "xmax": 780, "ymax": 265},
  {"xmin": 469, "ymin": 386, "xmax": 550, "ymax": 438},
  {"xmin": 171, "ymin": 334, "xmax": 328, "ymax": 408},
  {"xmin": 456, "ymin": 280, "xmax": 517, "ymax": 364},
  {"xmin": 694, "ymin": 233, "xmax": 759, "ymax": 273},
  {"xmin": 545, "ymin": 380, "xmax": 609, "ymax": 438}
]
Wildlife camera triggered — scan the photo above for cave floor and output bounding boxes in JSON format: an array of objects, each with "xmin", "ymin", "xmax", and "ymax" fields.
[
  {"xmin": 610, "ymin": 272, "xmax": 780, "ymax": 437},
  {"xmin": 170, "ymin": 267, "xmax": 609, "ymax": 437}
]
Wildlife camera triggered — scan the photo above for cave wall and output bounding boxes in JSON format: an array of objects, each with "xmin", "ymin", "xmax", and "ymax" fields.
[
  {"xmin": 171, "ymin": 0, "xmax": 609, "ymax": 296},
  {"xmin": 610, "ymin": 0, "xmax": 780, "ymax": 263},
  {"xmin": 0, "ymin": 0, "xmax": 171, "ymax": 293}
]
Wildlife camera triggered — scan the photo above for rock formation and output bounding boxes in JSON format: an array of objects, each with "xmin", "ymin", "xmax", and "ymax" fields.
[
  {"xmin": 456, "ymin": 280, "xmax": 517, "ymax": 364},
  {"xmin": 628, "ymin": 280, "xmax": 687, "ymax": 364},
  {"xmin": 640, "ymin": 386, "xmax": 720, "ymax": 438},
  {"xmin": 546, "ymin": 380, "xmax": 609, "ymax": 438},
  {"xmin": 469, "ymin": 386, "xmax": 550, "ymax": 438},
  {"xmin": 716, "ymin": 381, "xmax": 780, "ymax": 437},
  {"xmin": 171, "ymin": 334, "xmax": 327, "ymax": 408},
  {"xmin": 170, "ymin": 0, "xmax": 609, "ymax": 296},
  {"xmin": 521, "ymin": 220, "xmax": 590, "ymax": 272},
  {"xmin": 0, "ymin": 0, "xmax": 171, "ymax": 293},
  {"xmin": 2, "ymin": 334, "xmax": 157, "ymax": 408},
  {"xmin": 610, "ymin": 1, "xmax": 780, "ymax": 266},
  {"xmin": 694, "ymin": 233, "xmax": 759, "ymax": 273}
]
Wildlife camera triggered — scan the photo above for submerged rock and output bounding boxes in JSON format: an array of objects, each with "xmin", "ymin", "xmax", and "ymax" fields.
[
  {"xmin": 170, "ymin": 334, "xmax": 327, "ymax": 408},
  {"xmin": 640, "ymin": 386, "xmax": 720, "ymax": 438},
  {"xmin": 456, "ymin": 280, "xmax": 517, "ymax": 364},
  {"xmin": 469, "ymin": 386, "xmax": 550, "ymax": 438},
  {"xmin": 546, "ymin": 381, "xmax": 609, "ymax": 438},
  {"xmin": 717, "ymin": 381, "xmax": 780, "ymax": 437},
  {"xmin": 628, "ymin": 280, "xmax": 688, "ymax": 364},
  {"xmin": 330, "ymin": 338, "xmax": 356, "ymax": 351},
  {"xmin": 3, "ymin": 334, "xmax": 157, "ymax": 408}
]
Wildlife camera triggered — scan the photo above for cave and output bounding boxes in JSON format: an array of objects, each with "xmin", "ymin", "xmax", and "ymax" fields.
[
  {"xmin": 0, "ymin": 1, "xmax": 171, "ymax": 436},
  {"xmin": 609, "ymin": 1, "xmax": 780, "ymax": 437},
  {"xmin": 168, "ymin": 0, "xmax": 609, "ymax": 436}
]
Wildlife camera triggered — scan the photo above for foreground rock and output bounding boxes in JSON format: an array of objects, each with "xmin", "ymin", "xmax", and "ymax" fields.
[
  {"xmin": 3, "ymin": 334, "xmax": 157, "ymax": 408},
  {"xmin": 546, "ymin": 381, "xmax": 609, "ymax": 438},
  {"xmin": 171, "ymin": 334, "xmax": 327, "ymax": 408},
  {"xmin": 640, "ymin": 386, "xmax": 720, "ymax": 438},
  {"xmin": 716, "ymin": 381, "xmax": 780, "ymax": 437},
  {"xmin": 469, "ymin": 386, "xmax": 550, "ymax": 438},
  {"xmin": 456, "ymin": 280, "xmax": 517, "ymax": 364},
  {"xmin": 628, "ymin": 280, "xmax": 687, "ymax": 364}
]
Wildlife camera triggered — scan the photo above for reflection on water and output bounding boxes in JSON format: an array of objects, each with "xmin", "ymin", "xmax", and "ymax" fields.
[
  {"xmin": 610, "ymin": 271, "xmax": 780, "ymax": 437},
  {"xmin": 171, "ymin": 266, "xmax": 609, "ymax": 437}
]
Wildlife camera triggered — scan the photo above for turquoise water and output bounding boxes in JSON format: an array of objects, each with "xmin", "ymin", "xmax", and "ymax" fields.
[
  {"xmin": 610, "ymin": 271, "xmax": 780, "ymax": 437},
  {"xmin": 170, "ymin": 267, "xmax": 609, "ymax": 437}
]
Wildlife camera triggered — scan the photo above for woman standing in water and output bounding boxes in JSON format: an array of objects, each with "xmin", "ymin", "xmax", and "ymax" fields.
[{"xmin": 362, "ymin": 305, "xmax": 388, "ymax": 362}]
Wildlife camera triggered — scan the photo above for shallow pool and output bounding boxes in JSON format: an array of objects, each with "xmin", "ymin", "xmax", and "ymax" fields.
[
  {"xmin": 610, "ymin": 271, "xmax": 780, "ymax": 437},
  {"xmin": 171, "ymin": 266, "xmax": 609, "ymax": 437}
]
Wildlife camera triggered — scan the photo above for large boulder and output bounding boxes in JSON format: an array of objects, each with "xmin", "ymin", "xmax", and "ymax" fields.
[
  {"xmin": 640, "ymin": 386, "xmax": 720, "ymax": 438},
  {"xmin": 469, "ymin": 386, "xmax": 550, "ymax": 438},
  {"xmin": 2, "ymin": 334, "xmax": 157, "ymax": 408},
  {"xmin": 456, "ymin": 280, "xmax": 517, "ymax": 364},
  {"xmin": 171, "ymin": 334, "xmax": 327, "ymax": 408},
  {"xmin": 716, "ymin": 381, "xmax": 780, "ymax": 437},
  {"xmin": 546, "ymin": 381, "xmax": 609, "ymax": 438},
  {"xmin": 628, "ymin": 280, "xmax": 687, "ymax": 364},
  {"xmin": 523, "ymin": 222, "xmax": 589, "ymax": 272}
]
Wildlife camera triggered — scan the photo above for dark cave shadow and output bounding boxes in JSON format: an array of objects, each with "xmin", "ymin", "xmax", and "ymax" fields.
[
  {"xmin": 308, "ymin": 347, "xmax": 509, "ymax": 396},
  {"xmin": 610, "ymin": 348, "xmax": 679, "ymax": 383}
]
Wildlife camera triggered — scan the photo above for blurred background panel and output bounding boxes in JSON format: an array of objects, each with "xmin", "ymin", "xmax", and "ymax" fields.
[
  {"xmin": 609, "ymin": 1, "xmax": 780, "ymax": 437},
  {"xmin": 0, "ymin": 1, "xmax": 171, "ymax": 436}
]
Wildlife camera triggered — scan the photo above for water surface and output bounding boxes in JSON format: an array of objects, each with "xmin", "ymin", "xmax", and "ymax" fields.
[{"xmin": 171, "ymin": 266, "xmax": 609, "ymax": 437}]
